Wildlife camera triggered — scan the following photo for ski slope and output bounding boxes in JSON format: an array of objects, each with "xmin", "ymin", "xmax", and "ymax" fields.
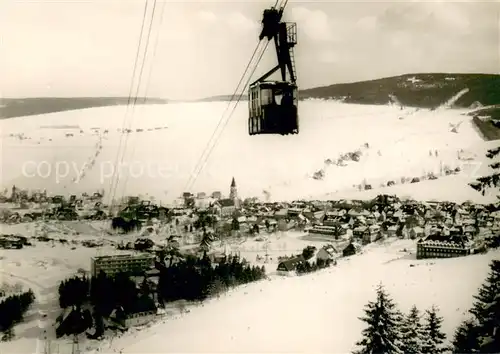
[{"xmin": 0, "ymin": 100, "xmax": 496, "ymax": 203}]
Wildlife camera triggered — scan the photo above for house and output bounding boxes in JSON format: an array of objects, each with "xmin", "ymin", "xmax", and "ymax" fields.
[
  {"xmin": 214, "ymin": 199, "xmax": 236, "ymax": 218},
  {"xmin": 406, "ymin": 226, "xmax": 425, "ymax": 240},
  {"xmin": 308, "ymin": 225, "xmax": 347, "ymax": 240},
  {"xmin": 288, "ymin": 201, "xmax": 306, "ymax": 217},
  {"xmin": 273, "ymin": 208, "xmax": 288, "ymax": 220},
  {"xmin": 342, "ymin": 243, "xmax": 357, "ymax": 257},
  {"xmin": 278, "ymin": 219, "xmax": 296, "ymax": 231},
  {"xmin": 463, "ymin": 225, "xmax": 477, "ymax": 238},
  {"xmin": 317, "ymin": 245, "xmax": 340, "ymax": 262},
  {"xmin": 322, "ymin": 211, "xmax": 342, "ymax": 226},
  {"xmin": 353, "ymin": 226, "xmax": 368, "ymax": 238},
  {"xmin": 363, "ymin": 225, "xmax": 382, "ymax": 244},
  {"xmin": 0, "ymin": 235, "xmax": 24, "ymax": 249},
  {"xmin": 211, "ymin": 191, "xmax": 222, "ymax": 199},
  {"xmin": 386, "ymin": 225, "xmax": 398, "ymax": 237},
  {"xmin": 416, "ymin": 234, "xmax": 472, "ymax": 260},
  {"xmin": 277, "ymin": 256, "xmax": 305, "ymax": 274}
]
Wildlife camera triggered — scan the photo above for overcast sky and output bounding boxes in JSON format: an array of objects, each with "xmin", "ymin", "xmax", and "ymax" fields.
[{"xmin": 1, "ymin": 0, "xmax": 498, "ymax": 100}]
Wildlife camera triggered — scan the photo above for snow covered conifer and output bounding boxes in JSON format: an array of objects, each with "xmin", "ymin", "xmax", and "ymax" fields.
[
  {"xmin": 468, "ymin": 259, "xmax": 500, "ymax": 352},
  {"xmin": 421, "ymin": 305, "xmax": 447, "ymax": 354},
  {"xmin": 451, "ymin": 318, "xmax": 480, "ymax": 353},
  {"xmin": 469, "ymin": 146, "xmax": 500, "ymax": 196},
  {"xmin": 400, "ymin": 305, "xmax": 425, "ymax": 354},
  {"xmin": 352, "ymin": 283, "xmax": 403, "ymax": 354}
]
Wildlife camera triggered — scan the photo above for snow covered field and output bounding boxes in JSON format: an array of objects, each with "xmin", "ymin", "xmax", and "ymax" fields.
[
  {"xmin": 1, "ymin": 233, "xmax": 498, "ymax": 354},
  {"xmin": 0, "ymin": 100, "xmax": 496, "ymax": 203},
  {"xmin": 105, "ymin": 241, "xmax": 499, "ymax": 353}
]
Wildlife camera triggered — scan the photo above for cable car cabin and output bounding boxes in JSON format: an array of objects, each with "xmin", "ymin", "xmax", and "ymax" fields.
[{"xmin": 248, "ymin": 81, "xmax": 298, "ymax": 136}]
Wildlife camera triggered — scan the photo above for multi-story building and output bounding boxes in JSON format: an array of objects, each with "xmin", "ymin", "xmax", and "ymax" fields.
[
  {"xmin": 416, "ymin": 234, "xmax": 472, "ymax": 259},
  {"xmin": 90, "ymin": 254, "xmax": 155, "ymax": 277}
]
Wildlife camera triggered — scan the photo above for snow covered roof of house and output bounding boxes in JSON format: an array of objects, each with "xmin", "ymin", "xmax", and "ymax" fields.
[
  {"xmin": 274, "ymin": 209, "xmax": 288, "ymax": 216},
  {"xmin": 237, "ymin": 216, "xmax": 246, "ymax": 223},
  {"xmin": 217, "ymin": 199, "xmax": 235, "ymax": 207},
  {"xmin": 277, "ymin": 256, "xmax": 305, "ymax": 271},
  {"xmin": 322, "ymin": 244, "xmax": 339, "ymax": 255}
]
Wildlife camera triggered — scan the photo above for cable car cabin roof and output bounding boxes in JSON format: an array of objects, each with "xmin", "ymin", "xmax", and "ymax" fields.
[{"xmin": 249, "ymin": 81, "xmax": 297, "ymax": 89}]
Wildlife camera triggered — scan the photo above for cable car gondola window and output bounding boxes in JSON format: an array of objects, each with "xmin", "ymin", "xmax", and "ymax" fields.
[
  {"xmin": 260, "ymin": 88, "xmax": 273, "ymax": 105},
  {"xmin": 250, "ymin": 90, "xmax": 254, "ymax": 114}
]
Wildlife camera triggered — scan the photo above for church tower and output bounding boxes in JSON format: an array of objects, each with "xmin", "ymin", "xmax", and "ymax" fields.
[
  {"xmin": 229, "ymin": 177, "xmax": 237, "ymax": 200},
  {"xmin": 229, "ymin": 177, "xmax": 240, "ymax": 208}
]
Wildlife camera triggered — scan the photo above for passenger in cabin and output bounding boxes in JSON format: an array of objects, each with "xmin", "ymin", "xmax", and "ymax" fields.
[
  {"xmin": 282, "ymin": 92, "xmax": 294, "ymax": 133},
  {"xmin": 282, "ymin": 92, "xmax": 293, "ymax": 107}
]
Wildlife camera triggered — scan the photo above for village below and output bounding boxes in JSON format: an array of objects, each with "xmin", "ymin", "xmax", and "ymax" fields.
[{"xmin": 1, "ymin": 172, "xmax": 500, "ymax": 353}]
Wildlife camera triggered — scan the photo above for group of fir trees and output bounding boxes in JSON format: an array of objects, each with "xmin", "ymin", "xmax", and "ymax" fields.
[
  {"xmin": 58, "ymin": 275, "xmax": 90, "ymax": 308},
  {"xmin": 451, "ymin": 259, "xmax": 500, "ymax": 353},
  {"xmin": 353, "ymin": 284, "xmax": 447, "ymax": 354},
  {"xmin": 55, "ymin": 253, "xmax": 265, "ymax": 337},
  {"xmin": 57, "ymin": 272, "xmax": 156, "ymax": 338},
  {"xmin": 158, "ymin": 253, "xmax": 266, "ymax": 303},
  {"xmin": 0, "ymin": 290, "xmax": 35, "ymax": 341},
  {"xmin": 295, "ymin": 258, "xmax": 332, "ymax": 274},
  {"xmin": 58, "ymin": 272, "xmax": 155, "ymax": 316},
  {"xmin": 355, "ymin": 259, "xmax": 500, "ymax": 354},
  {"xmin": 449, "ymin": 143, "xmax": 500, "ymax": 352}
]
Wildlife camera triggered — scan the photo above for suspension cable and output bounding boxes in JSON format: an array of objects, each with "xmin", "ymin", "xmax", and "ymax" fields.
[
  {"xmin": 110, "ymin": 0, "xmax": 158, "ymax": 207},
  {"xmin": 185, "ymin": 40, "xmax": 271, "ymax": 193},
  {"xmin": 119, "ymin": 0, "xmax": 166, "ymax": 199},
  {"xmin": 114, "ymin": 0, "xmax": 158, "ymax": 201},
  {"xmin": 107, "ymin": 0, "xmax": 150, "ymax": 208},
  {"xmin": 183, "ymin": 39, "xmax": 266, "ymax": 192},
  {"xmin": 186, "ymin": 0, "xmax": 290, "ymax": 192}
]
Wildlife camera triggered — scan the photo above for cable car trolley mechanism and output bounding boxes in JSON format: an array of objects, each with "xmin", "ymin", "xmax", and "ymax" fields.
[{"xmin": 248, "ymin": 1, "xmax": 298, "ymax": 136}]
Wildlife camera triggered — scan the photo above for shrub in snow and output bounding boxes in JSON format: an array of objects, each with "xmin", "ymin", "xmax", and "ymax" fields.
[{"xmin": 352, "ymin": 283, "xmax": 403, "ymax": 354}]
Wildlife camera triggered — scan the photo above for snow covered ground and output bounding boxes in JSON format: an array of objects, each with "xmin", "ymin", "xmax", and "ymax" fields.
[
  {"xmin": 0, "ymin": 224, "xmax": 498, "ymax": 354},
  {"xmin": 0, "ymin": 100, "xmax": 496, "ymax": 203},
  {"xmin": 2, "ymin": 235, "xmax": 497, "ymax": 354},
  {"xmin": 101, "ymin": 241, "xmax": 498, "ymax": 353}
]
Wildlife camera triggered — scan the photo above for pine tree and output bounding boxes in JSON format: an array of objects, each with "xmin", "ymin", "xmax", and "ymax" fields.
[
  {"xmin": 466, "ymin": 259, "xmax": 500, "ymax": 353},
  {"xmin": 400, "ymin": 305, "xmax": 425, "ymax": 354},
  {"xmin": 353, "ymin": 283, "xmax": 403, "ymax": 354},
  {"xmin": 451, "ymin": 318, "xmax": 480, "ymax": 353},
  {"xmin": 422, "ymin": 305, "xmax": 447, "ymax": 354},
  {"xmin": 469, "ymin": 146, "xmax": 500, "ymax": 196}
]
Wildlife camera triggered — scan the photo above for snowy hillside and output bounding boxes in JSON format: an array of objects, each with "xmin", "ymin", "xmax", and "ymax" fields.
[
  {"xmin": 0, "ymin": 100, "xmax": 496, "ymax": 203},
  {"xmin": 89, "ymin": 240, "xmax": 499, "ymax": 353}
]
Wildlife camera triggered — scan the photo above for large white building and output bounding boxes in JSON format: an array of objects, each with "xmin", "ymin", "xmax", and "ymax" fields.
[{"xmin": 90, "ymin": 254, "xmax": 155, "ymax": 277}]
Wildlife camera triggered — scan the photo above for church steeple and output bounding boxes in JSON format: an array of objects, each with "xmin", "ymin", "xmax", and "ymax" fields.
[{"xmin": 229, "ymin": 177, "xmax": 238, "ymax": 205}]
